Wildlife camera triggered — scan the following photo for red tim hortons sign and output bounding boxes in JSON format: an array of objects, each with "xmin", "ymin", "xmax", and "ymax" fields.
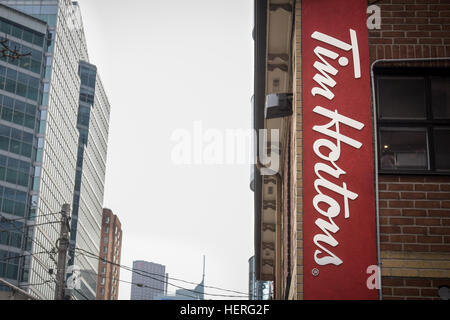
[{"xmin": 301, "ymin": 0, "xmax": 378, "ymax": 299}]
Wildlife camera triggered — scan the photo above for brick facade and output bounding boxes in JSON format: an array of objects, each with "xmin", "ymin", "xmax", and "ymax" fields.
[
  {"xmin": 368, "ymin": 0, "xmax": 450, "ymax": 61},
  {"xmin": 96, "ymin": 208, "xmax": 122, "ymax": 300},
  {"xmin": 378, "ymin": 176, "xmax": 450, "ymax": 299},
  {"xmin": 379, "ymin": 176, "xmax": 450, "ymax": 254},
  {"xmin": 293, "ymin": 0, "xmax": 303, "ymax": 300},
  {"xmin": 369, "ymin": 0, "xmax": 450, "ymax": 300},
  {"xmin": 382, "ymin": 276, "xmax": 449, "ymax": 300}
]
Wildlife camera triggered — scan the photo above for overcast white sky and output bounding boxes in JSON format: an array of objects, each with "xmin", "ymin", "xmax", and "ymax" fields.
[{"xmin": 76, "ymin": 0, "xmax": 254, "ymax": 300}]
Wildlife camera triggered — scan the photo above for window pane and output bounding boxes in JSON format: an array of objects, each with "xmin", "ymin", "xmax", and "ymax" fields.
[
  {"xmin": 380, "ymin": 128, "xmax": 428, "ymax": 170},
  {"xmin": 22, "ymin": 30, "xmax": 33, "ymax": 43},
  {"xmin": 431, "ymin": 76, "xmax": 450, "ymax": 119},
  {"xmin": 10, "ymin": 140, "xmax": 20, "ymax": 154},
  {"xmin": 1, "ymin": 108, "xmax": 13, "ymax": 122},
  {"xmin": 434, "ymin": 129, "xmax": 450, "ymax": 170},
  {"xmin": 11, "ymin": 26, "xmax": 22, "ymax": 39},
  {"xmin": 6, "ymin": 169, "xmax": 17, "ymax": 184},
  {"xmin": 378, "ymin": 77, "xmax": 427, "ymax": 119}
]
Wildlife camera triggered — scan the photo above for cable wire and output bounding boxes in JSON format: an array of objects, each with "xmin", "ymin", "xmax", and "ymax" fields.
[
  {"xmin": 0, "ymin": 211, "xmax": 62, "ymax": 222},
  {"xmin": 113, "ymin": 277, "xmax": 198, "ymax": 300},
  {"xmin": 76, "ymin": 248, "xmax": 249, "ymax": 299},
  {"xmin": 0, "ymin": 250, "xmax": 48, "ymax": 263},
  {"xmin": 77, "ymin": 247, "xmax": 249, "ymax": 296},
  {"xmin": 0, "ymin": 216, "xmax": 58, "ymax": 271},
  {"xmin": 24, "ymin": 279, "xmax": 53, "ymax": 287},
  {"xmin": 73, "ymin": 287, "xmax": 90, "ymax": 300},
  {"xmin": 0, "ymin": 211, "xmax": 63, "ymax": 238},
  {"xmin": 0, "ymin": 221, "xmax": 61, "ymax": 233}
]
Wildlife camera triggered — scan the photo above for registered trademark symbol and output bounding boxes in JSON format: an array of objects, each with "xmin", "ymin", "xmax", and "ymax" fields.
[{"xmin": 312, "ymin": 268, "xmax": 319, "ymax": 277}]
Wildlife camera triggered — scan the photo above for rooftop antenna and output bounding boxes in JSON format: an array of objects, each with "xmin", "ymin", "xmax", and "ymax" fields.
[{"xmin": 202, "ymin": 255, "xmax": 206, "ymax": 284}]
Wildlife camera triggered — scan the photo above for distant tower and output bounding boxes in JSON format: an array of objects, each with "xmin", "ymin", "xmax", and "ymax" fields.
[
  {"xmin": 193, "ymin": 255, "xmax": 205, "ymax": 300},
  {"xmin": 202, "ymin": 255, "xmax": 206, "ymax": 284}
]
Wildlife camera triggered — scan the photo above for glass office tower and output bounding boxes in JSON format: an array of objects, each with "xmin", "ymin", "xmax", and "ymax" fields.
[{"xmin": 0, "ymin": 0, "xmax": 111, "ymax": 300}]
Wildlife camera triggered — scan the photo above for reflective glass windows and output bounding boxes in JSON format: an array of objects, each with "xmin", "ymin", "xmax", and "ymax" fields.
[
  {"xmin": 0, "ymin": 18, "xmax": 45, "ymax": 47},
  {"xmin": 0, "ymin": 154, "xmax": 30, "ymax": 187},
  {"xmin": 0, "ymin": 124, "xmax": 34, "ymax": 158},
  {"xmin": 0, "ymin": 186, "xmax": 27, "ymax": 218},
  {"xmin": 0, "ymin": 40, "xmax": 44, "ymax": 74},
  {"xmin": 0, "ymin": 93, "xmax": 37, "ymax": 130},
  {"xmin": 79, "ymin": 65, "xmax": 97, "ymax": 89},
  {"xmin": 0, "ymin": 65, "xmax": 41, "ymax": 101},
  {"xmin": 0, "ymin": 249, "xmax": 21, "ymax": 280}
]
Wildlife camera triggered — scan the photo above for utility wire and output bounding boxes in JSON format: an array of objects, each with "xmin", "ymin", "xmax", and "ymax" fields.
[
  {"xmin": 18, "ymin": 271, "xmax": 57, "ymax": 295},
  {"xmin": 0, "ymin": 250, "xmax": 48, "ymax": 263},
  {"xmin": 0, "ymin": 211, "xmax": 63, "ymax": 236},
  {"xmin": 0, "ymin": 221, "xmax": 60, "ymax": 233},
  {"xmin": 113, "ymin": 277, "xmax": 198, "ymax": 300},
  {"xmin": 78, "ymin": 247, "xmax": 249, "ymax": 296},
  {"xmin": 79, "ymin": 248, "xmax": 248, "ymax": 298},
  {"xmin": 24, "ymin": 279, "xmax": 53, "ymax": 287},
  {"xmin": 74, "ymin": 287, "xmax": 90, "ymax": 301},
  {"xmin": 3, "ymin": 220, "xmax": 53, "ymax": 258},
  {"xmin": 0, "ymin": 211, "xmax": 62, "ymax": 222},
  {"xmin": 76, "ymin": 248, "xmax": 249, "ymax": 299},
  {"xmin": 0, "ymin": 216, "xmax": 58, "ymax": 271}
]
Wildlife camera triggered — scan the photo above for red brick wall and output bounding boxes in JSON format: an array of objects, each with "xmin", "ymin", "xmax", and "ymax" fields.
[
  {"xmin": 96, "ymin": 209, "xmax": 122, "ymax": 300},
  {"xmin": 368, "ymin": 0, "xmax": 450, "ymax": 63},
  {"xmin": 368, "ymin": 0, "xmax": 450, "ymax": 300},
  {"xmin": 379, "ymin": 176, "xmax": 450, "ymax": 253},
  {"xmin": 382, "ymin": 277, "xmax": 448, "ymax": 300}
]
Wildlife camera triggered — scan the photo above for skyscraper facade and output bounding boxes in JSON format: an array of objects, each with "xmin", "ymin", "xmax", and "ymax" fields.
[
  {"xmin": 0, "ymin": 3, "xmax": 50, "ymax": 297},
  {"xmin": 0, "ymin": 0, "xmax": 111, "ymax": 300},
  {"xmin": 96, "ymin": 208, "xmax": 122, "ymax": 300},
  {"xmin": 130, "ymin": 261, "xmax": 167, "ymax": 300}
]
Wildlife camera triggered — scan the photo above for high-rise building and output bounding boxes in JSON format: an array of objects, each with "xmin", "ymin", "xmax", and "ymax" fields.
[
  {"xmin": 130, "ymin": 261, "xmax": 167, "ymax": 300},
  {"xmin": 96, "ymin": 208, "xmax": 122, "ymax": 300},
  {"xmin": 0, "ymin": 0, "xmax": 111, "ymax": 300},
  {"xmin": 0, "ymin": 3, "xmax": 49, "ymax": 298}
]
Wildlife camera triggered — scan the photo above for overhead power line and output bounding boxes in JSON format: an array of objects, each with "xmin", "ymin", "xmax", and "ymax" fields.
[
  {"xmin": 77, "ymin": 247, "xmax": 249, "ymax": 296},
  {"xmin": 75, "ymin": 248, "xmax": 249, "ymax": 299},
  {"xmin": 103, "ymin": 276, "xmax": 198, "ymax": 300},
  {"xmin": 0, "ymin": 211, "xmax": 64, "ymax": 237},
  {"xmin": 74, "ymin": 287, "xmax": 90, "ymax": 301},
  {"xmin": 0, "ymin": 214, "xmax": 58, "ymax": 272},
  {"xmin": 0, "ymin": 250, "xmax": 48, "ymax": 263},
  {"xmin": 0, "ymin": 211, "xmax": 63, "ymax": 222},
  {"xmin": 0, "ymin": 221, "xmax": 61, "ymax": 233}
]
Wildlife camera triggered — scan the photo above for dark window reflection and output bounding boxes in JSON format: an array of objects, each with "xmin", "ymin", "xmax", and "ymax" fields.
[
  {"xmin": 434, "ymin": 129, "xmax": 450, "ymax": 170},
  {"xmin": 378, "ymin": 77, "xmax": 427, "ymax": 119},
  {"xmin": 431, "ymin": 76, "xmax": 450, "ymax": 119},
  {"xmin": 380, "ymin": 128, "xmax": 428, "ymax": 170}
]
